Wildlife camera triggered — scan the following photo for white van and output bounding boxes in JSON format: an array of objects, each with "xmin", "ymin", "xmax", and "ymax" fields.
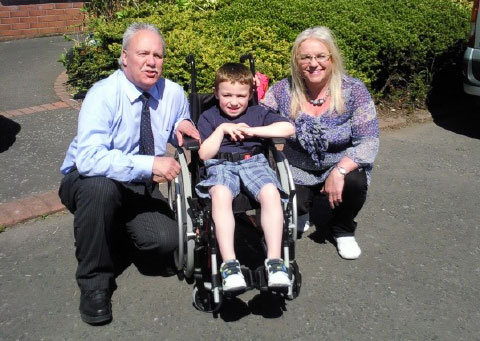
[{"xmin": 463, "ymin": 0, "xmax": 480, "ymax": 97}]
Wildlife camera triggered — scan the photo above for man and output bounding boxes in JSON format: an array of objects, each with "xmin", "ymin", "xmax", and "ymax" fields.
[{"xmin": 59, "ymin": 22, "xmax": 200, "ymax": 325}]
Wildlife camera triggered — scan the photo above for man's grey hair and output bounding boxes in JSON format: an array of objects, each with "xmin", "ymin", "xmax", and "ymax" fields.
[{"xmin": 118, "ymin": 22, "xmax": 166, "ymax": 68}]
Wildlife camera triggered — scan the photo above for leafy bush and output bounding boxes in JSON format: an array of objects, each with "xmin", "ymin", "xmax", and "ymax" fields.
[{"xmin": 62, "ymin": 0, "xmax": 470, "ymax": 106}]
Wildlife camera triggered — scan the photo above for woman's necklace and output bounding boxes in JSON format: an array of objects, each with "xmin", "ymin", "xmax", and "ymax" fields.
[{"xmin": 307, "ymin": 88, "xmax": 330, "ymax": 106}]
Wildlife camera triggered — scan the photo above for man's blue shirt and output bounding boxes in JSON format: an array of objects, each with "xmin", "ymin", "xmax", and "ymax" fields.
[{"xmin": 60, "ymin": 69, "xmax": 190, "ymax": 182}]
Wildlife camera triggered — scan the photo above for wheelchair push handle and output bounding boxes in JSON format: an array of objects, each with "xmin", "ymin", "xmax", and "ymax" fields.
[
  {"xmin": 186, "ymin": 53, "xmax": 197, "ymax": 94},
  {"xmin": 240, "ymin": 53, "xmax": 259, "ymax": 105},
  {"xmin": 240, "ymin": 53, "xmax": 256, "ymax": 75}
]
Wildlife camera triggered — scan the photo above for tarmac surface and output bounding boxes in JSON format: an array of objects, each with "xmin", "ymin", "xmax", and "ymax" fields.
[{"xmin": 0, "ymin": 35, "xmax": 479, "ymax": 339}]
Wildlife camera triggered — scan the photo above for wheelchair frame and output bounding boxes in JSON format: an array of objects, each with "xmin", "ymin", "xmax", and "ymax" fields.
[{"xmin": 168, "ymin": 54, "xmax": 301, "ymax": 312}]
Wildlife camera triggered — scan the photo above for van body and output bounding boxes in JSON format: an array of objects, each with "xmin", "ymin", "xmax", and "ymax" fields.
[{"xmin": 463, "ymin": 0, "xmax": 480, "ymax": 96}]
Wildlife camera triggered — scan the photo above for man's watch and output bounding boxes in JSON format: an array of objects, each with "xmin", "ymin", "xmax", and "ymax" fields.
[{"xmin": 336, "ymin": 166, "xmax": 347, "ymax": 176}]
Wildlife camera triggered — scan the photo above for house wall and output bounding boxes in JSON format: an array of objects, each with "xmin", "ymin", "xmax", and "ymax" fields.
[{"xmin": 0, "ymin": 0, "xmax": 84, "ymax": 41}]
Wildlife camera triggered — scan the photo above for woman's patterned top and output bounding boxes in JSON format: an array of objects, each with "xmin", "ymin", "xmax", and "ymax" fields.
[{"xmin": 261, "ymin": 75, "xmax": 379, "ymax": 186}]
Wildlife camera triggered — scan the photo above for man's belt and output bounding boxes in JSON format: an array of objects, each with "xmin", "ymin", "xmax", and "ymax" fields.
[{"xmin": 216, "ymin": 146, "xmax": 264, "ymax": 162}]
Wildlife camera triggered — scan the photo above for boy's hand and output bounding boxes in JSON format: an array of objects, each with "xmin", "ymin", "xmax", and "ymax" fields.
[
  {"xmin": 237, "ymin": 125, "xmax": 256, "ymax": 138},
  {"xmin": 221, "ymin": 123, "xmax": 250, "ymax": 141}
]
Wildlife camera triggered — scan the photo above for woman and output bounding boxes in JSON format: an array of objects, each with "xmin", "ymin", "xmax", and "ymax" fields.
[{"xmin": 261, "ymin": 26, "xmax": 379, "ymax": 260}]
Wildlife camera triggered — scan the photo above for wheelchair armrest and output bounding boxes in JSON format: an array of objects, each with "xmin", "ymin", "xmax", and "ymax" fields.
[
  {"xmin": 182, "ymin": 136, "xmax": 200, "ymax": 151},
  {"xmin": 271, "ymin": 137, "xmax": 286, "ymax": 145}
]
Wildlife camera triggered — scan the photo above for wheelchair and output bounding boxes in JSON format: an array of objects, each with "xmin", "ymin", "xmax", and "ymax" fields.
[{"xmin": 168, "ymin": 54, "xmax": 302, "ymax": 313}]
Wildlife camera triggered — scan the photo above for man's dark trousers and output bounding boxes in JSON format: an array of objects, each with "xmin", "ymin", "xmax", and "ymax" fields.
[{"xmin": 59, "ymin": 169, "xmax": 178, "ymax": 292}]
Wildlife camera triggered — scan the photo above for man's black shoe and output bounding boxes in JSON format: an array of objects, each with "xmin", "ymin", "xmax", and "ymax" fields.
[{"xmin": 79, "ymin": 289, "xmax": 112, "ymax": 325}]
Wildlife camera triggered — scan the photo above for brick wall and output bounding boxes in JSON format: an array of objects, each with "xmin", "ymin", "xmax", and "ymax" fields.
[{"xmin": 0, "ymin": 1, "xmax": 84, "ymax": 41}]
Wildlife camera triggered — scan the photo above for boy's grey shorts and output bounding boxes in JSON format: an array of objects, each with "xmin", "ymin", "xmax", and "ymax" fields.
[{"xmin": 195, "ymin": 153, "xmax": 288, "ymax": 203}]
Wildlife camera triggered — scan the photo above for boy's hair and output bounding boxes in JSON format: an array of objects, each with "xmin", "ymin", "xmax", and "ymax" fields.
[{"xmin": 214, "ymin": 63, "xmax": 254, "ymax": 92}]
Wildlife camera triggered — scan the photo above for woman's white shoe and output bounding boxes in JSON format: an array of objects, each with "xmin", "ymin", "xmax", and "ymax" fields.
[{"xmin": 334, "ymin": 236, "xmax": 361, "ymax": 260}]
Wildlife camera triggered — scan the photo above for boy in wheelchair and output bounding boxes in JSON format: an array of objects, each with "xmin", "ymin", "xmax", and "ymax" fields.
[{"xmin": 195, "ymin": 63, "xmax": 295, "ymax": 293}]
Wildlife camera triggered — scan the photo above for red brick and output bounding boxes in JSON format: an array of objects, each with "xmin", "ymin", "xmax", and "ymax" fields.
[
  {"xmin": 30, "ymin": 22, "xmax": 49, "ymax": 29},
  {"xmin": 65, "ymin": 13, "xmax": 83, "ymax": 20},
  {"xmin": 40, "ymin": 103, "xmax": 56, "ymax": 110},
  {"xmin": 0, "ymin": 11, "xmax": 10, "ymax": 18},
  {"xmin": 23, "ymin": 28, "xmax": 38, "ymax": 36},
  {"xmin": 0, "ymin": 205, "xmax": 15, "ymax": 227},
  {"xmin": 38, "ymin": 4, "xmax": 55, "ymax": 10},
  {"xmin": 52, "ymin": 101, "xmax": 69, "ymax": 109},
  {"xmin": 18, "ymin": 107, "xmax": 35, "ymax": 114},
  {"xmin": 55, "ymin": 3, "xmax": 73, "ymax": 9},
  {"xmin": 66, "ymin": 20, "xmax": 83, "ymax": 28},
  {"xmin": 0, "ymin": 24, "xmax": 12, "ymax": 31},
  {"xmin": 29, "ymin": 9, "xmax": 46, "ymax": 16},
  {"xmin": 46, "ymin": 9, "xmax": 65, "ymax": 16},
  {"xmin": 57, "ymin": 14, "xmax": 69, "ymax": 21},
  {"xmin": 0, "ymin": 5, "xmax": 18, "ymax": 11},
  {"xmin": 19, "ymin": 17, "xmax": 38, "ymax": 24},
  {"xmin": 1, "ymin": 17, "xmax": 18, "ymax": 24},
  {"xmin": 4, "ymin": 109, "xmax": 23, "ymax": 118},
  {"xmin": 21, "ymin": 5, "xmax": 38, "ymax": 11},
  {"xmin": 47, "ymin": 21, "xmax": 66, "ymax": 28},
  {"xmin": 5, "ymin": 201, "xmax": 35, "ymax": 226},
  {"xmin": 38, "ymin": 16, "xmax": 58, "ymax": 22},
  {"xmin": 65, "ymin": 8, "xmax": 81, "ymax": 15},
  {"xmin": 12, "ymin": 22, "xmax": 29, "ymax": 30},
  {"xmin": 73, "ymin": 3, "xmax": 85, "ymax": 8},
  {"xmin": 29, "ymin": 105, "xmax": 44, "ymax": 113},
  {"xmin": 10, "ymin": 10, "xmax": 29, "ymax": 18}
]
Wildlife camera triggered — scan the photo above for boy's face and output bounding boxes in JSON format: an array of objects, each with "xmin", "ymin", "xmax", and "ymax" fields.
[{"xmin": 215, "ymin": 81, "xmax": 252, "ymax": 118}]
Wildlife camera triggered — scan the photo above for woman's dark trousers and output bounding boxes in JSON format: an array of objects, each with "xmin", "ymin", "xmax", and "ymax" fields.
[
  {"xmin": 58, "ymin": 169, "xmax": 178, "ymax": 292},
  {"xmin": 295, "ymin": 169, "xmax": 368, "ymax": 238}
]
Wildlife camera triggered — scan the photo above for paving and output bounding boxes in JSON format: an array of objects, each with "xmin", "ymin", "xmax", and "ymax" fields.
[
  {"xmin": 0, "ymin": 35, "xmax": 78, "ymax": 226},
  {"xmin": 1, "ymin": 118, "xmax": 479, "ymax": 339}
]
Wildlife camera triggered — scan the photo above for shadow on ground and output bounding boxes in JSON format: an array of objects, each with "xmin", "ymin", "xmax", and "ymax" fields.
[
  {"xmin": 428, "ymin": 85, "xmax": 480, "ymax": 140},
  {"xmin": 0, "ymin": 115, "xmax": 21, "ymax": 152}
]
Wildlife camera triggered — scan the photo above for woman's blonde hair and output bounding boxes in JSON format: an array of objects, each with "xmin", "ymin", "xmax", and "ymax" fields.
[{"xmin": 289, "ymin": 26, "xmax": 345, "ymax": 118}]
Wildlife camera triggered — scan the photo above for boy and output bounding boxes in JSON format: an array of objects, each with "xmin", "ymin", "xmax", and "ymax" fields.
[{"xmin": 195, "ymin": 63, "xmax": 295, "ymax": 292}]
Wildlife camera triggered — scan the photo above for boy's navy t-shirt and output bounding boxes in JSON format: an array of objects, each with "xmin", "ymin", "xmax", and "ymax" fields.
[{"xmin": 197, "ymin": 104, "xmax": 289, "ymax": 155}]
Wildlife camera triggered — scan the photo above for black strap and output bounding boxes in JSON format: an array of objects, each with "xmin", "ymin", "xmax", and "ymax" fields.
[{"xmin": 216, "ymin": 146, "xmax": 264, "ymax": 162}]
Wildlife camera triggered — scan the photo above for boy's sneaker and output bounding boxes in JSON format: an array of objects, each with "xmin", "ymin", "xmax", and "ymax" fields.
[
  {"xmin": 220, "ymin": 259, "xmax": 246, "ymax": 292},
  {"xmin": 264, "ymin": 258, "xmax": 290, "ymax": 288}
]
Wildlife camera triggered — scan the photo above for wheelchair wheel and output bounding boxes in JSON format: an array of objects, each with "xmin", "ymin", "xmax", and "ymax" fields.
[
  {"xmin": 168, "ymin": 147, "xmax": 195, "ymax": 279},
  {"xmin": 286, "ymin": 260, "xmax": 302, "ymax": 300},
  {"xmin": 192, "ymin": 285, "xmax": 222, "ymax": 313}
]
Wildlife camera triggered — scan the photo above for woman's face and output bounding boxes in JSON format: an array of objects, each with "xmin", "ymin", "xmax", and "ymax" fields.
[{"xmin": 297, "ymin": 38, "xmax": 332, "ymax": 88}]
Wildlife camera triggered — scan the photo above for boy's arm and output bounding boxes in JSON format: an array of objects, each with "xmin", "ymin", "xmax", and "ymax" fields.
[
  {"xmin": 198, "ymin": 123, "xmax": 250, "ymax": 160},
  {"xmin": 198, "ymin": 125, "xmax": 225, "ymax": 161},
  {"xmin": 238, "ymin": 121, "xmax": 295, "ymax": 139}
]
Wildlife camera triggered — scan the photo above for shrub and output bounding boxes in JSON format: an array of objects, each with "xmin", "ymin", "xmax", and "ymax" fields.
[{"xmin": 62, "ymin": 0, "xmax": 470, "ymax": 106}]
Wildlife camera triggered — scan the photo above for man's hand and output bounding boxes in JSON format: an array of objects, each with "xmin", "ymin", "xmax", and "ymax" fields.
[
  {"xmin": 152, "ymin": 156, "xmax": 180, "ymax": 182},
  {"xmin": 152, "ymin": 174, "xmax": 168, "ymax": 184},
  {"xmin": 176, "ymin": 120, "xmax": 200, "ymax": 147}
]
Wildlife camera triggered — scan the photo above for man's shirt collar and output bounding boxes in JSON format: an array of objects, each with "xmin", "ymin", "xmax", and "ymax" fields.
[{"xmin": 120, "ymin": 69, "xmax": 164, "ymax": 103}]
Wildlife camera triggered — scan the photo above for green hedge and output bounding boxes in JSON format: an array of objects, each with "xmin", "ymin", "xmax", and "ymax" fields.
[{"xmin": 61, "ymin": 0, "xmax": 470, "ymax": 105}]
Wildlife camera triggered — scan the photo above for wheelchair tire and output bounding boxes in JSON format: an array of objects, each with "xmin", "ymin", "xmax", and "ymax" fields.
[
  {"xmin": 169, "ymin": 147, "xmax": 195, "ymax": 279},
  {"xmin": 286, "ymin": 260, "xmax": 302, "ymax": 300},
  {"xmin": 192, "ymin": 285, "xmax": 222, "ymax": 313}
]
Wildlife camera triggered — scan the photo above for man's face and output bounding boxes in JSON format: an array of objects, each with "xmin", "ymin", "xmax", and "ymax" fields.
[
  {"xmin": 215, "ymin": 81, "xmax": 252, "ymax": 118},
  {"xmin": 121, "ymin": 30, "xmax": 164, "ymax": 91}
]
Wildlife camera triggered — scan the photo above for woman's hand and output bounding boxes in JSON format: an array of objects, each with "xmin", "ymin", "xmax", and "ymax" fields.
[{"xmin": 321, "ymin": 168, "xmax": 345, "ymax": 209}]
